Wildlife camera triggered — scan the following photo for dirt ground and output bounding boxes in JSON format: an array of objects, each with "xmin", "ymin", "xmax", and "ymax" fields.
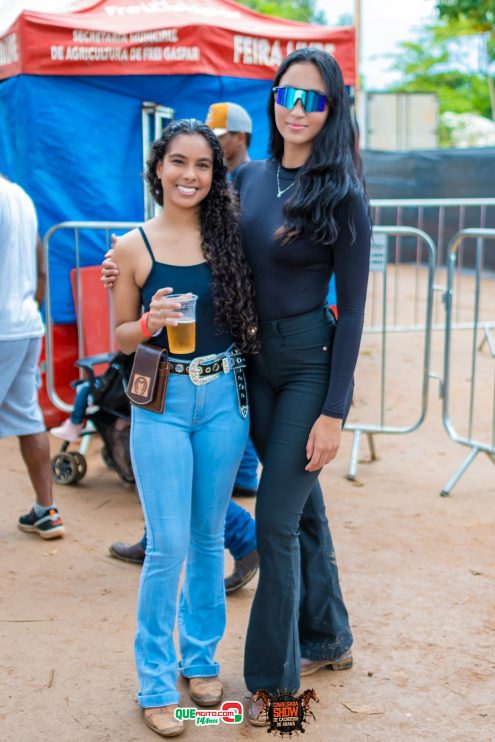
[{"xmin": 1, "ymin": 275, "xmax": 494, "ymax": 742}]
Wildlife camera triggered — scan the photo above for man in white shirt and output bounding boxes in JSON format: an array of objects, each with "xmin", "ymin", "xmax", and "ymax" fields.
[{"xmin": 0, "ymin": 175, "xmax": 64, "ymax": 539}]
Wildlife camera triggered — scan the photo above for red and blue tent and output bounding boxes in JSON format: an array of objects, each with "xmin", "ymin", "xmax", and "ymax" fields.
[{"xmin": 0, "ymin": 0, "xmax": 353, "ymax": 420}]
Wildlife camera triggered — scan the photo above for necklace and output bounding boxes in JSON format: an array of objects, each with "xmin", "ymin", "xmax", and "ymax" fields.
[{"xmin": 276, "ymin": 165, "xmax": 296, "ymax": 199}]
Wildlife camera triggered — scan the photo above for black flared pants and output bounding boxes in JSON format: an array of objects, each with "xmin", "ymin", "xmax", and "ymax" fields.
[{"xmin": 244, "ymin": 307, "xmax": 353, "ymax": 693}]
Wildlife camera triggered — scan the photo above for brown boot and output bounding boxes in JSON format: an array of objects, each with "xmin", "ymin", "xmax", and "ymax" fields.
[
  {"xmin": 188, "ymin": 676, "xmax": 223, "ymax": 706},
  {"xmin": 143, "ymin": 706, "xmax": 184, "ymax": 737},
  {"xmin": 300, "ymin": 649, "xmax": 353, "ymax": 676},
  {"xmin": 224, "ymin": 549, "xmax": 259, "ymax": 594},
  {"xmin": 108, "ymin": 540, "xmax": 145, "ymax": 564},
  {"xmin": 247, "ymin": 695, "xmax": 269, "ymax": 726}
]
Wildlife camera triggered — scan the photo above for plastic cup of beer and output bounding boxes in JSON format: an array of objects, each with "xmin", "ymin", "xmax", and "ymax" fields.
[{"xmin": 166, "ymin": 294, "xmax": 198, "ymax": 354}]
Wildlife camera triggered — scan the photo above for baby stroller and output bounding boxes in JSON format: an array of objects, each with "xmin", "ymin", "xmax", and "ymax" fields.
[{"xmin": 51, "ymin": 352, "xmax": 135, "ymax": 485}]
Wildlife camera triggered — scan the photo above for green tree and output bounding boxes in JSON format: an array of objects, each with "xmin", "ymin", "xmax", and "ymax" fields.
[
  {"xmin": 236, "ymin": 0, "xmax": 326, "ymax": 24},
  {"xmin": 389, "ymin": 20, "xmax": 493, "ymax": 143},
  {"xmin": 437, "ymin": 0, "xmax": 495, "ymax": 29},
  {"xmin": 436, "ymin": 1, "xmax": 495, "ymax": 117}
]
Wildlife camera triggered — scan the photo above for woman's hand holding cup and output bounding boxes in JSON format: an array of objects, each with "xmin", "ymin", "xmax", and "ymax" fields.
[{"xmin": 147, "ymin": 288, "xmax": 191, "ymax": 334}]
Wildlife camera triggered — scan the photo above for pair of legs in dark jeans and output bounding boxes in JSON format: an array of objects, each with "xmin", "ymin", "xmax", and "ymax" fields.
[{"xmin": 244, "ymin": 307, "xmax": 352, "ymax": 694}]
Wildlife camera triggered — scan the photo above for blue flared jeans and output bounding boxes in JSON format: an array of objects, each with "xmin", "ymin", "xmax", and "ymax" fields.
[{"xmin": 130, "ymin": 362, "xmax": 249, "ymax": 708}]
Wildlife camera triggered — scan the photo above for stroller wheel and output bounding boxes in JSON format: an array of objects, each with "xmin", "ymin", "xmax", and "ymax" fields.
[
  {"xmin": 72, "ymin": 452, "xmax": 87, "ymax": 482},
  {"xmin": 101, "ymin": 446, "xmax": 114, "ymax": 470},
  {"xmin": 51, "ymin": 452, "xmax": 80, "ymax": 485}
]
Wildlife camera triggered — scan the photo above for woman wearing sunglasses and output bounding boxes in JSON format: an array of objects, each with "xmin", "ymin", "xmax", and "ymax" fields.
[{"xmin": 235, "ymin": 48, "xmax": 371, "ymax": 722}]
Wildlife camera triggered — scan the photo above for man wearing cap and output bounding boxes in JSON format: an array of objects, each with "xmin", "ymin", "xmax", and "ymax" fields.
[
  {"xmin": 205, "ymin": 102, "xmax": 252, "ymax": 176},
  {"xmin": 204, "ymin": 101, "xmax": 260, "ymax": 593}
]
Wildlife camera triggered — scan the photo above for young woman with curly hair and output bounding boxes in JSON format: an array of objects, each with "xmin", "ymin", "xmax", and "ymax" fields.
[{"xmin": 111, "ymin": 118, "xmax": 258, "ymax": 737}]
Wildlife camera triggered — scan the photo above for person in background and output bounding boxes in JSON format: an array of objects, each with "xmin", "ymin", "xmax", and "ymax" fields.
[
  {"xmin": 105, "ymin": 102, "xmax": 260, "ymax": 595},
  {"xmin": 0, "ymin": 175, "xmax": 64, "ymax": 539},
  {"xmin": 206, "ymin": 101, "xmax": 259, "ymax": 500},
  {"xmin": 50, "ymin": 378, "xmax": 102, "ymax": 443},
  {"xmin": 205, "ymin": 101, "xmax": 252, "ymax": 177}
]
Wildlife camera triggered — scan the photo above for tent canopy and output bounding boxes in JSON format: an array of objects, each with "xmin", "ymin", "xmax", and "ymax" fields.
[
  {"xmin": 0, "ymin": 0, "xmax": 355, "ymax": 82},
  {"xmin": 0, "ymin": 0, "xmax": 355, "ymax": 325}
]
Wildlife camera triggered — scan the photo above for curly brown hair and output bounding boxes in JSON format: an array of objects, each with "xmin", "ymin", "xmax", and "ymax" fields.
[{"xmin": 145, "ymin": 119, "xmax": 259, "ymax": 353}]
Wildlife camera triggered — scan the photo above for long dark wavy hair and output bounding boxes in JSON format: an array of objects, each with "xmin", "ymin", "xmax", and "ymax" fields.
[
  {"xmin": 269, "ymin": 48, "xmax": 368, "ymax": 245},
  {"xmin": 145, "ymin": 119, "xmax": 258, "ymax": 352}
]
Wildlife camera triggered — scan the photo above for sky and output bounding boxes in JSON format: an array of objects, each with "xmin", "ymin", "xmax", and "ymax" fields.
[
  {"xmin": 0, "ymin": 0, "xmax": 438, "ymax": 89},
  {"xmin": 317, "ymin": 0, "xmax": 438, "ymax": 88}
]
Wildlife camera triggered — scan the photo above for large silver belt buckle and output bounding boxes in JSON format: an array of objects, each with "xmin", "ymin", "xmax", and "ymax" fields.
[{"xmin": 188, "ymin": 354, "xmax": 221, "ymax": 386}]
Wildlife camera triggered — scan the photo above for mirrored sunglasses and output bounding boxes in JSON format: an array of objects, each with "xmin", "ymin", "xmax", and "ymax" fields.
[{"xmin": 272, "ymin": 86, "xmax": 328, "ymax": 113}]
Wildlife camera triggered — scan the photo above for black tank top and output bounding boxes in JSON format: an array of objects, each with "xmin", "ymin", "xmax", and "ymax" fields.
[{"xmin": 138, "ymin": 227, "xmax": 233, "ymax": 359}]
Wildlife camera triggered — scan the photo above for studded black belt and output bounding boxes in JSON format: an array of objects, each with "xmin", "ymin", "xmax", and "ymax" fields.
[{"xmin": 169, "ymin": 346, "xmax": 248, "ymax": 418}]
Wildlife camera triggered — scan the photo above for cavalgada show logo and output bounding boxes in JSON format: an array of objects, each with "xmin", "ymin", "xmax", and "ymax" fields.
[{"xmin": 253, "ymin": 688, "xmax": 319, "ymax": 736}]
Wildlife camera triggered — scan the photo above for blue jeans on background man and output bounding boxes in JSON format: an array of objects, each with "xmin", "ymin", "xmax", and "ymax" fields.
[
  {"xmin": 233, "ymin": 437, "xmax": 258, "ymax": 491},
  {"xmin": 223, "ymin": 499, "xmax": 256, "ymax": 561},
  {"xmin": 138, "ymin": 439, "xmax": 258, "ymax": 559},
  {"xmin": 131, "ymin": 368, "xmax": 249, "ymax": 708}
]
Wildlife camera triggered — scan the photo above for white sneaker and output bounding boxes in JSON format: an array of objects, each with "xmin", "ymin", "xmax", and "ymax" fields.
[{"xmin": 50, "ymin": 419, "xmax": 83, "ymax": 442}]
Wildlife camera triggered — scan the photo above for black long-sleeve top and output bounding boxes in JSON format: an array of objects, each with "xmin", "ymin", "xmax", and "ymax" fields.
[{"xmin": 234, "ymin": 158, "xmax": 371, "ymax": 419}]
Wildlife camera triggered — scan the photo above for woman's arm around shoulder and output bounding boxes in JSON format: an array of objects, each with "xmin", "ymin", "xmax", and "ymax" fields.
[{"xmin": 111, "ymin": 229, "xmax": 146, "ymax": 355}]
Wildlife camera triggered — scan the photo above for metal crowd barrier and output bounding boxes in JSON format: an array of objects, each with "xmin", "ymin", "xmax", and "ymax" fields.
[
  {"xmin": 371, "ymin": 198, "xmax": 495, "ymax": 328},
  {"xmin": 43, "ymin": 221, "xmax": 139, "ymax": 422},
  {"xmin": 43, "ymin": 211, "xmax": 493, "ymax": 497},
  {"xmin": 344, "ymin": 198, "xmax": 495, "ymax": 484},
  {"xmin": 440, "ymin": 228, "xmax": 495, "ymax": 496},
  {"xmin": 344, "ymin": 226, "xmax": 436, "ymax": 480}
]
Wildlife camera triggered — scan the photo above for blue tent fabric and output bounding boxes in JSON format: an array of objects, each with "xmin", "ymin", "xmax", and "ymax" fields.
[{"xmin": 0, "ymin": 73, "xmax": 272, "ymax": 323}]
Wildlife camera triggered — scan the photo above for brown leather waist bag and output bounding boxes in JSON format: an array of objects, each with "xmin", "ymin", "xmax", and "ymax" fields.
[{"xmin": 126, "ymin": 343, "xmax": 170, "ymax": 414}]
